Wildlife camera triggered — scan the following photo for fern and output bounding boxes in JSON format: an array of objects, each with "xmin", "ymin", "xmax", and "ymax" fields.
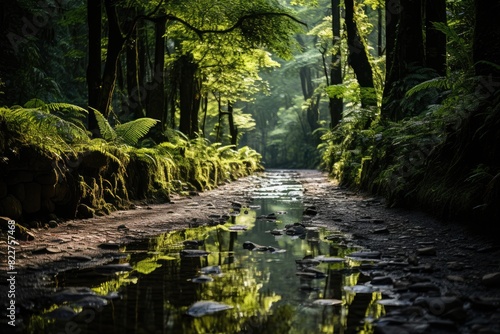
[
  {"xmin": 42, "ymin": 103, "xmax": 88, "ymax": 131},
  {"xmin": 91, "ymin": 107, "xmax": 117, "ymax": 142},
  {"xmin": 91, "ymin": 107, "xmax": 158, "ymax": 146},
  {"xmin": 405, "ymin": 77, "xmax": 451, "ymax": 98},
  {"xmin": 115, "ymin": 118, "xmax": 159, "ymax": 146}
]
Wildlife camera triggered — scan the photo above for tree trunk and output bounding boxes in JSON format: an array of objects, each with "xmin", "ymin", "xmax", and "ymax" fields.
[
  {"xmin": 98, "ymin": 0, "xmax": 126, "ymax": 118},
  {"xmin": 227, "ymin": 101, "xmax": 238, "ymax": 146},
  {"xmin": 344, "ymin": 0, "xmax": 375, "ymax": 108},
  {"xmin": 425, "ymin": 0, "xmax": 447, "ymax": 76},
  {"xmin": 299, "ymin": 66, "xmax": 314, "ymax": 100},
  {"xmin": 329, "ymin": 0, "xmax": 343, "ymax": 128},
  {"xmin": 473, "ymin": 0, "xmax": 500, "ymax": 78},
  {"xmin": 178, "ymin": 54, "xmax": 199, "ymax": 138},
  {"xmin": 86, "ymin": 0, "xmax": 102, "ymax": 135},
  {"xmin": 125, "ymin": 20, "xmax": 145, "ymax": 119},
  {"xmin": 382, "ymin": 0, "xmax": 425, "ymax": 120},
  {"xmin": 382, "ymin": 0, "xmax": 401, "ymax": 109},
  {"xmin": 146, "ymin": 17, "xmax": 166, "ymax": 124}
]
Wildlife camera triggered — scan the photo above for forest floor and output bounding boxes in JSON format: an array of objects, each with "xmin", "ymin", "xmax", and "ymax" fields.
[{"xmin": 1, "ymin": 169, "xmax": 500, "ymax": 333}]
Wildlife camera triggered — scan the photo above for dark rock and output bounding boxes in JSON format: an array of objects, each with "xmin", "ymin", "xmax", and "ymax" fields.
[
  {"xmin": 183, "ymin": 239, "xmax": 205, "ymax": 247},
  {"xmin": 45, "ymin": 306, "xmax": 78, "ymax": 320},
  {"xmin": 296, "ymin": 267, "xmax": 326, "ymax": 278},
  {"xmin": 408, "ymin": 282, "xmax": 440, "ymax": 292},
  {"xmin": 482, "ymin": 272, "xmax": 500, "ymax": 287},
  {"xmin": 22, "ymin": 182, "xmax": 42, "ymax": 214},
  {"xmin": 285, "ymin": 223, "xmax": 306, "ymax": 236},
  {"xmin": 6, "ymin": 171, "xmax": 33, "ymax": 185},
  {"xmin": 446, "ymin": 262, "xmax": 464, "ymax": 271},
  {"xmin": 373, "ymin": 227, "xmax": 390, "ymax": 234},
  {"xmin": 0, "ymin": 195, "xmax": 23, "ymax": 219},
  {"xmin": 35, "ymin": 170, "xmax": 58, "ymax": 185},
  {"xmin": 371, "ymin": 276, "xmax": 394, "ymax": 285},
  {"xmin": 76, "ymin": 204, "xmax": 95, "ymax": 218},
  {"xmin": 469, "ymin": 296, "xmax": 500, "ymax": 311},
  {"xmin": 48, "ymin": 220, "xmax": 58, "ymax": 228},
  {"xmin": 417, "ymin": 247, "xmax": 437, "ymax": 256},
  {"xmin": 180, "ymin": 249, "xmax": 210, "ymax": 257},
  {"xmin": 98, "ymin": 243, "xmax": 121, "ymax": 250},
  {"xmin": 416, "ymin": 297, "xmax": 463, "ymax": 316},
  {"xmin": 303, "ymin": 207, "xmax": 317, "ymax": 216},
  {"xmin": 348, "ymin": 251, "xmax": 382, "ymax": 259}
]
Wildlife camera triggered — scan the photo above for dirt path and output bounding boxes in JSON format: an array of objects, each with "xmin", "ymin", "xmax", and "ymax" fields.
[{"xmin": 1, "ymin": 169, "xmax": 500, "ymax": 332}]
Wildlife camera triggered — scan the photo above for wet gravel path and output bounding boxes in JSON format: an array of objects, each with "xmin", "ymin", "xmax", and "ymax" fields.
[{"xmin": 1, "ymin": 169, "xmax": 500, "ymax": 333}]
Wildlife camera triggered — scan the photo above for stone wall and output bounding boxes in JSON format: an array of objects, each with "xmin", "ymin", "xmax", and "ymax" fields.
[{"xmin": 0, "ymin": 145, "xmax": 80, "ymax": 222}]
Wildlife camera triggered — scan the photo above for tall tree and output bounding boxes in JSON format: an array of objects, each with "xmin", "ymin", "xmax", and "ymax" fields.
[
  {"xmin": 382, "ymin": 0, "xmax": 425, "ymax": 120},
  {"xmin": 473, "ymin": 0, "xmax": 500, "ymax": 78},
  {"xmin": 329, "ymin": 0, "xmax": 343, "ymax": 127},
  {"xmin": 86, "ymin": 0, "xmax": 102, "ymax": 134},
  {"xmin": 425, "ymin": 0, "xmax": 447, "ymax": 75},
  {"xmin": 344, "ymin": 0, "xmax": 375, "ymax": 108}
]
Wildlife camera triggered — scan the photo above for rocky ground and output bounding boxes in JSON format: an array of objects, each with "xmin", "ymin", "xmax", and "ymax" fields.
[{"xmin": 1, "ymin": 169, "xmax": 500, "ymax": 333}]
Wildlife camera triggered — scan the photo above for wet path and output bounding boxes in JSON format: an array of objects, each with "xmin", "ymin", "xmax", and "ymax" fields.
[{"xmin": 1, "ymin": 170, "xmax": 500, "ymax": 333}]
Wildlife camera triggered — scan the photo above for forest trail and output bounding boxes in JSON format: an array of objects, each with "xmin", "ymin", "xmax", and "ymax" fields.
[{"xmin": 2, "ymin": 169, "xmax": 500, "ymax": 333}]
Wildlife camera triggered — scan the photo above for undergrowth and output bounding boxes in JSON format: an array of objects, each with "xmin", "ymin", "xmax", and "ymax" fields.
[
  {"xmin": 320, "ymin": 68, "xmax": 500, "ymax": 228},
  {"xmin": 0, "ymin": 100, "xmax": 263, "ymax": 220}
]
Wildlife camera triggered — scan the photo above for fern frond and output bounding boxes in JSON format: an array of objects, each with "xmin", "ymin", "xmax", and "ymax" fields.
[
  {"xmin": 115, "ymin": 118, "xmax": 158, "ymax": 146},
  {"xmin": 91, "ymin": 107, "xmax": 117, "ymax": 142},
  {"xmin": 24, "ymin": 98, "xmax": 46, "ymax": 108},
  {"xmin": 42, "ymin": 103, "xmax": 88, "ymax": 130},
  {"xmin": 10, "ymin": 107, "xmax": 89, "ymax": 144},
  {"xmin": 406, "ymin": 77, "xmax": 450, "ymax": 97}
]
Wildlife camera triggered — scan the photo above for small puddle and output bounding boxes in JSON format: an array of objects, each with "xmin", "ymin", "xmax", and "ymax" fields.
[{"xmin": 23, "ymin": 171, "xmax": 385, "ymax": 333}]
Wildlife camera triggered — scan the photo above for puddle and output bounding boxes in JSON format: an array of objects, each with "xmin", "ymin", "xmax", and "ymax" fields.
[{"xmin": 21, "ymin": 171, "xmax": 385, "ymax": 333}]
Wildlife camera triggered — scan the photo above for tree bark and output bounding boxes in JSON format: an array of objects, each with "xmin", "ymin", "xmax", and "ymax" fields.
[
  {"xmin": 382, "ymin": 0, "xmax": 425, "ymax": 120},
  {"xmin": 299, "ymin": 66, "xmax": 314, "ymax": 100},
  {"xmin": 344, "ymin": 0, "xmax": 375, "ymax": 108},
  {"xmin": 425, "ymin": 0, "xmax": 447, "ymax": 76},
  {"xmin": 86, "ymin": 0, "xmax": 102, "ymax": 135},
  {"xmin": 227, "ymin": 101, "xmax": 238, "ymax": 146},
  {"xmin": 98, "ymin": 0, "xmax": 126, "ymax": 118},
  {"xmin": 178, "ymin": 54, "xmax": 199, "ymax": 138},
  {"xmin": 329, "ymin": 0, "xmax": 343, "ymax": 128},
  {"xmin": 146, "ymin": 17, "xmax": 166, "ymax": 124},
  {"xmin": 473, "ymin": 0, "xmax": 500, "ymax": 78},
  {"xmin": 125, "ymin": 19, "xmax": 145, "ymax": 119}
]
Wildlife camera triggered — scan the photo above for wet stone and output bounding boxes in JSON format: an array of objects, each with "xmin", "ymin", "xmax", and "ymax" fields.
[
  {"xmin": 447, "ymin": 262, "xmax": 464, "ymax": 271},
  {"xmin": 186, "ymin": 301, "xmax": 233, "ymax": 317},
  {"xmin": 408, "ymin": 282, "xmax": 440, "ymax": 293},
  {"xmin": 373, "ymin": 227, "xmax": 390, "ymax": 234},
  {"xmin": 417, "ymin": 247, "xmax": 437, "ymax": 256},
  {"xmin": 482, "ymin": 272, "xmax": 500, "ymax": 287},
  {"xmin": 371, "ymin": 276, "xmax": 393, "ymax": 285},
  {"xmin": 98, "ymin": 243, "xmax": 121, "ymax": 250},
  {"xmin": 348, "ymin": 250, "xmax": 382, "ymax": 259},
  {"xmin": 447, "ymin": 275, "xmax": 465, "ymax": 282}
]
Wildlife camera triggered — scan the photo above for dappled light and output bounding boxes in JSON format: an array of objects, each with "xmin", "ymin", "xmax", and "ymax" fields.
[{"xmin": 1, "ymin": 0, "xmax": 500, "ymax": 333}]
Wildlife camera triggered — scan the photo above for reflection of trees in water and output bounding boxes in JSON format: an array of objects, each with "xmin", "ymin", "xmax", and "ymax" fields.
[{"xmin": 27, "ymin": 182, "xmax": 384, "ymax": 333}]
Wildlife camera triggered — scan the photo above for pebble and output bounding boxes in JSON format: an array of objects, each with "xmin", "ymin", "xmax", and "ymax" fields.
[
  {"xmin": 482, "ymin": 272, "xmax": 500, "ymax": 287},
  {"xmin": 417, "ymin": 247, "xmax": 437, "ymax": 256},
  {"xmin": 408, "ymin": 282, "xmax": 440, "ymax": 292},
  {"xmin": 371, "ymin": 276, "xmax": 393, "ymax": 285},
  {"xmin": 373, "ymin": 227, "xmax": 390, "ymax": 234},
  {"xmin": 446, "ymin": 275, "xmax": 465, "ymax": 282}
]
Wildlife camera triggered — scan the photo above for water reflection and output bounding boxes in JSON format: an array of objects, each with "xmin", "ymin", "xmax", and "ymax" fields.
[{"xmin": 24, "ymin": 171, "xmax": 384, "ymax": 334}]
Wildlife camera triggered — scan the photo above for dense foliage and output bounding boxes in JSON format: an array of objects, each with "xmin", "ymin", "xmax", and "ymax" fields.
[{"xmin": 1, "ymin": 0, "xmax": 499, "ymax": 227}]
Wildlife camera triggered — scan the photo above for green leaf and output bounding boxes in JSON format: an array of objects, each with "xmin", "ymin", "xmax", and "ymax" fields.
[
  {"xmin": 115, "ymin": 118, "xmax": 159, "ymax": 146},
  {"xmin": 91, "ymin": 107, "xmax": 117, "ymax": 142}
]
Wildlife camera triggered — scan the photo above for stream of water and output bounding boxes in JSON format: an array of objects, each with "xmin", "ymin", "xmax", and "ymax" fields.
[{"xmin": 22, "ymin": 171, "xmax": 384, "ymax": 334}]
